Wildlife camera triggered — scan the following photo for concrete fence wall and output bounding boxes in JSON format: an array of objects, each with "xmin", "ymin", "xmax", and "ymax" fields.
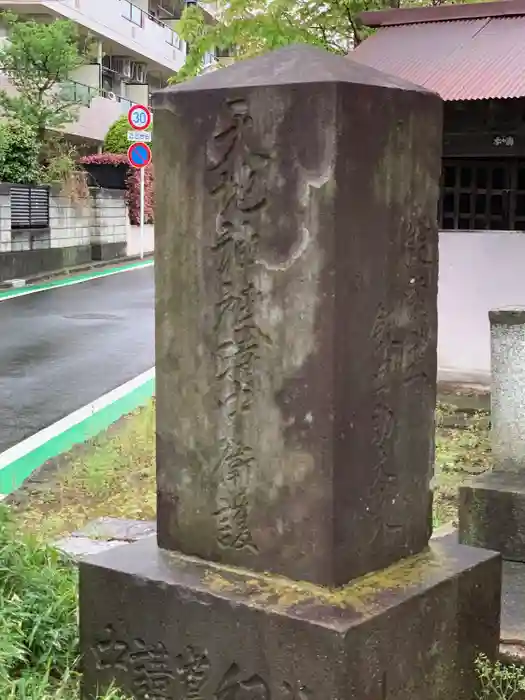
[{"xmin": 0, "ymin": 184, "xmax": 131, "ymax": 283}]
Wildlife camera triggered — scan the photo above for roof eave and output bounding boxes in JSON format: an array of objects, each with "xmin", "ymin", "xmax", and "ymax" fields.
[{"xmin": 359, "ymin": 0, "xmax": 525, "ymax": 28}]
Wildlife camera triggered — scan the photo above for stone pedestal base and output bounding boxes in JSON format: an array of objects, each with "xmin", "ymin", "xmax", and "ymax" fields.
[
  {"xmin": 459, "ymin": 471, "xmax": 525, "ymax": 561},
  {"xmin": 79, "ymin": 535, "xmax": 500, "ymax": 700}
]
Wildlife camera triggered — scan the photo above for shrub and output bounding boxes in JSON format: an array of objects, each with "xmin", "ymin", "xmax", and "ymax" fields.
[
  {"xmin": 103, "ymin": 115, "xmax": 152, "ymax": 154},
  {"xmin": 0, "ymin": 121, "xmax": 40, "ymax": 184},
  {"xmin": 79, "ymin": 153, "xmax": 154, "ymax": 225}
]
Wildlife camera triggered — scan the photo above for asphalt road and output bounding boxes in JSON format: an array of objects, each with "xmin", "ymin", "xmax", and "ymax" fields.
[{"xmin": 0, "ymin": 266, "xmax": 154, "ymax": 454}]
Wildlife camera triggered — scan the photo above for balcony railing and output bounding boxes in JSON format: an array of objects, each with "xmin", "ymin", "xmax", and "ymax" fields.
[
  {"xmin": 121, "ymin": 0, "xmax": 144, "ymax": 27},
  {"xmin": 59, "ymin": 80, "xmax": 141, "ymax": 114},
  {"xmin": 203, "ymin": 51, "xmax": 217, "ymax": 67},
  {"xmin": 165, "ymin": 25, "xmax": 182, "ymax": 50},
  {"xmin": 59, "ymin": 80, "xmax": 100, "ymax": 107},
  {"xmin": 101, "ymin": 89, "xmax": 140, "ymax": 115},
  {"xmin": 120, "ymin": 0, "xmax": 183, "ymax": 51}
]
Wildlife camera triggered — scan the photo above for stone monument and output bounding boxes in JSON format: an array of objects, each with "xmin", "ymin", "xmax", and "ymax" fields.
[
  {"xmin": 460, "ymin": 307, "xmax": 525, "ymax": 559},
  {"xmin": 79, "ymin": 45, "xmax": 501, "ymax": 700}
]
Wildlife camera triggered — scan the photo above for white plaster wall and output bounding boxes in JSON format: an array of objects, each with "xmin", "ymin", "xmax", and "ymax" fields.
[
  {"xmin": 438, "ymin": 231, "xmax": 525, "ymax": 386},
  {"xmin": 126, "ymin": 223, "xmax": 154, "ymax": 257}
]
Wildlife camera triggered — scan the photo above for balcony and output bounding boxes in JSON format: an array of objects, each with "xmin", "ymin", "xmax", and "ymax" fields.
[
  {"xmin": 62, "ymin": 85, "xmax": 139, "ymax": 143},
  {"xmin": 0, "ymin": 0, "xmax": 186, "ymax": 73},
  {"xmin": 0, "ymin": 75, "xmax": 140, "ymax": 143}
]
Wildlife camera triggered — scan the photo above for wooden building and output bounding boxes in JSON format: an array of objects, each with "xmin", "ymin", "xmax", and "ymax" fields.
[{"xmin": 353, "ymin": 0, "xmax": 525, "ymax": 232}]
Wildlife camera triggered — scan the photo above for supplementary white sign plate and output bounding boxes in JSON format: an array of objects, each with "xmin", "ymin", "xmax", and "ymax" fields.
[{"xmin": 127, "ymin": 130, "xmax": 152, "ymax": 143}]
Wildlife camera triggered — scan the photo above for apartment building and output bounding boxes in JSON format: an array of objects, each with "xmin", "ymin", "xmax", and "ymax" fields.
[{"xmin": 0, "ymin": 0, "xmax": 191, "ymax": 147}]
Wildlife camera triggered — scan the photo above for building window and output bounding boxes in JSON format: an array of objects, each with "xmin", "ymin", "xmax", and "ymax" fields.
[
  {"xmin": 440, "ymin": 159, "xmax": 525, "ymax": 231},
  {"xmin": 122, "ymin": 0, "xmax": 144, "ymax": 27}
]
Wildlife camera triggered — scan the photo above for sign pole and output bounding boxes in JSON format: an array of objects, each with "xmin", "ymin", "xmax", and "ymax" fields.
[
  {"xmin": 140, "ymin": 166, "xmax": 145, "ymax": 260},
  {"xmin": 127, "ymin": 104, "xmax": 152, "ymax": 260}
]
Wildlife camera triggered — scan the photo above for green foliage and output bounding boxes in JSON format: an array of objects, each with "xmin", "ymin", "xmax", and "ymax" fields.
[
  {"xmin": 475, "ymin": 653, "xmax": 525, "ymax": 699},
  {"xmin": 0, "ymin": 12, "xmax": 92, "ymax": 139},
  {"xmin": 103, "ymin": 115, "xmax": 151, "ymax": 154},
  {"xmin": 173, "ymin": 0, "xmax": 475, "ymax": 83},
  {"xmin": 0, "ymin": 121, "xmax": 39, "ymax": 184},
  {"xmin": 0, "ymin": 507, "xmax": 128, "ymax": 699}
]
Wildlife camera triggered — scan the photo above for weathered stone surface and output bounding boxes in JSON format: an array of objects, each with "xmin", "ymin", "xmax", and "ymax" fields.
[
  {"xmin": 459, "ymin": 471, "xmax": 525, "ymax": 561},
  {"xmin": 55, "ymin": 536, "xmax": 125, "ymax": 561},
  {"xmin": 490, "ymin": 307, "xmax": 525, "ymax": 471},
  {"xmin": 74, "ymin": 517, "xmax": 157, "ymax": 542},
  {"xmin": 152, "ymin": 44, "xmax": 442, "ymax": 586},
  {"xmin": 79, "ymin": 534, "xmax": 501, "ymax": 700}
]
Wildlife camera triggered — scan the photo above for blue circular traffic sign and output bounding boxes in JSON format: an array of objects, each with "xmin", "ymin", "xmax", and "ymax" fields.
[
  {"xmin": 128, "ymin": 142, "xmax": 152, "ymax": 169},
  {"xmin": 128, "ymin": 104, "xmax": 152, "ymax": 131}
]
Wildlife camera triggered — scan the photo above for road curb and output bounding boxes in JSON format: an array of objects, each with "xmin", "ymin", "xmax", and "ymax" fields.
[
  {"xmin": 0, "ymin": 253, "xmax": 154, "ymax": 290},
  {"xmin": 0, "ymin": 258, "xmax": 153, "ymax": 302},
  {"xmin": 0, "ymin": 369, "xmax": 155, "ymax": 495}
]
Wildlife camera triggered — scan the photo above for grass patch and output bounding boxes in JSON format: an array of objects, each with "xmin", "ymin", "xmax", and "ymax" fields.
[
  {"xmin": 10, "ymin": 399, "xmax": 156, "ymax": 541},
  {"xmin": 433, "ymin": 403, "xmax": 491, "ymax": 527},
  {"xmin": 8, "ymin": 396, "xmax": 491, "ymax": 539}
]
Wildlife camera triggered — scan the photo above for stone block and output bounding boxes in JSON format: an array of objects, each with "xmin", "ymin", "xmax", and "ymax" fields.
[
  {"xmin": 55, "ymin": 536, "xmax": 125, "ymax": 561},
  {"xmin": 459, "ymin": 471, "xmax": 525, "ymax": 561},
  {"xmin": 91, "ymin": 241, "xmax": 126, "ymax": 261},
  {"xmin": 490, "ymin": 308, "xmax": 525, "ymax": 470},
  {"xmin": 153, "ymin": 43, "xmax": 442, "ymax": 587},
  {"xmin": 79, "ymin": 535, "xmax": 501, "ymax": 700},
  {"xmin": 75, "ymin": 517, "xmax": 157, "ymax": 542}
]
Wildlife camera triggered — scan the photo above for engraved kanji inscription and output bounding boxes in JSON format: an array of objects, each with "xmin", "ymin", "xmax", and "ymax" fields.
[
  {"xmin": 175, "ymin": 645, "xmax": 211, "ymax": 699},
  {"xmin": 215, "ymin": 663, "xmax": 270, "ymax": 700},
  {"xmin": 206, "ymin": 98, "xmax": 271, "ymax": 553},
  {"xmin": 368, "ymin": 210, "xmax": 436, "ymax": 543},
  {"xmin": 93, "ymin": 626, "xmax": 174, "ymax": 700}
]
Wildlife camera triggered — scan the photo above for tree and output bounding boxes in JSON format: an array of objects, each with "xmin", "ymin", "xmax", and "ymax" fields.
[
  {"xmin": 104, "ymin": 115, "xmax": 152, "ymax": 154},
  {"xmin": 0, "ymin": 120, "xmax": 39, "ymax": 184},
  {"xmin": 174, "ymin": 0, "xmax": 469, "ymax": 83},
  {"xmin": 0, "ymin": 12, "xmax": 92, "ymax": 144}
]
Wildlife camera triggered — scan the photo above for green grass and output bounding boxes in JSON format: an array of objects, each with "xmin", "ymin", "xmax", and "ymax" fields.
[
  {"xmin": 433, "ymin": 403, "xmax": 491, "ymax": 527},
  {"xmin": 11, "ymin": 399, "xmax": 156, "ymax": 540},
  {"xmin": 0, "ymin": 509, "xmax": 128, "ymax": 699}
]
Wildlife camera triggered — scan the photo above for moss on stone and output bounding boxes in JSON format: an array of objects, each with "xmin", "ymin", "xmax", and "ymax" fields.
[{"xmin": 200, "ymin": 546, "xmax": 449, "ymax": 614}]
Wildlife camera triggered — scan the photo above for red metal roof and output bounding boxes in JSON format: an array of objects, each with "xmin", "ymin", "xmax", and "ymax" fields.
[{"xmin": 352, "ymin": 16, "xmax": 525, "ymax": 101}]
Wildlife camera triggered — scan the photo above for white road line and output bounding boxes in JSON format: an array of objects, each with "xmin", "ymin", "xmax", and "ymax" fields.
[
  {"xmin": 0, "ymin": 261, "xmax": 153, "ymax": 303},
  {"xmin": 0, "ymin": 367, "xmax": 155, "ymax": 471}
]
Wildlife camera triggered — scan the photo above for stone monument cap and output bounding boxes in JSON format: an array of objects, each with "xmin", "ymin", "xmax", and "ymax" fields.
[
  {"xmin": 489, "ymin": 307, "xmax": 525, "ymax": 326},
  {"xmin": 152, "ymin": 43, "xmax": 435, "ymax": 99}
]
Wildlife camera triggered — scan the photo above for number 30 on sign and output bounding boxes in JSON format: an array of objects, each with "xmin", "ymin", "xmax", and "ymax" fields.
[{"xmin": 128, "ymin": 104, "xmax": 151, "ymax": 131}]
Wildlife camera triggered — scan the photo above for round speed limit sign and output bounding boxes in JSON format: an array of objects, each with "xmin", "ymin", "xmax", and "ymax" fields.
[{"xmin": 128, "ymin": 104, "xmax": 152, "ymax": 131}]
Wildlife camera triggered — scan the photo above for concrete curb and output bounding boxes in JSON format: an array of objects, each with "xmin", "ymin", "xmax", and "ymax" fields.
[
  {"xmin": 0, "ymin": 258, "xmax": 153, "ymax": 302},
  {"xmin": 0, "ymin": 369, "xmax": 155, "ymax": 495},
  {"xmin": 0, "ymin": 252, "xmax": 154, "ymax": 290}
]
